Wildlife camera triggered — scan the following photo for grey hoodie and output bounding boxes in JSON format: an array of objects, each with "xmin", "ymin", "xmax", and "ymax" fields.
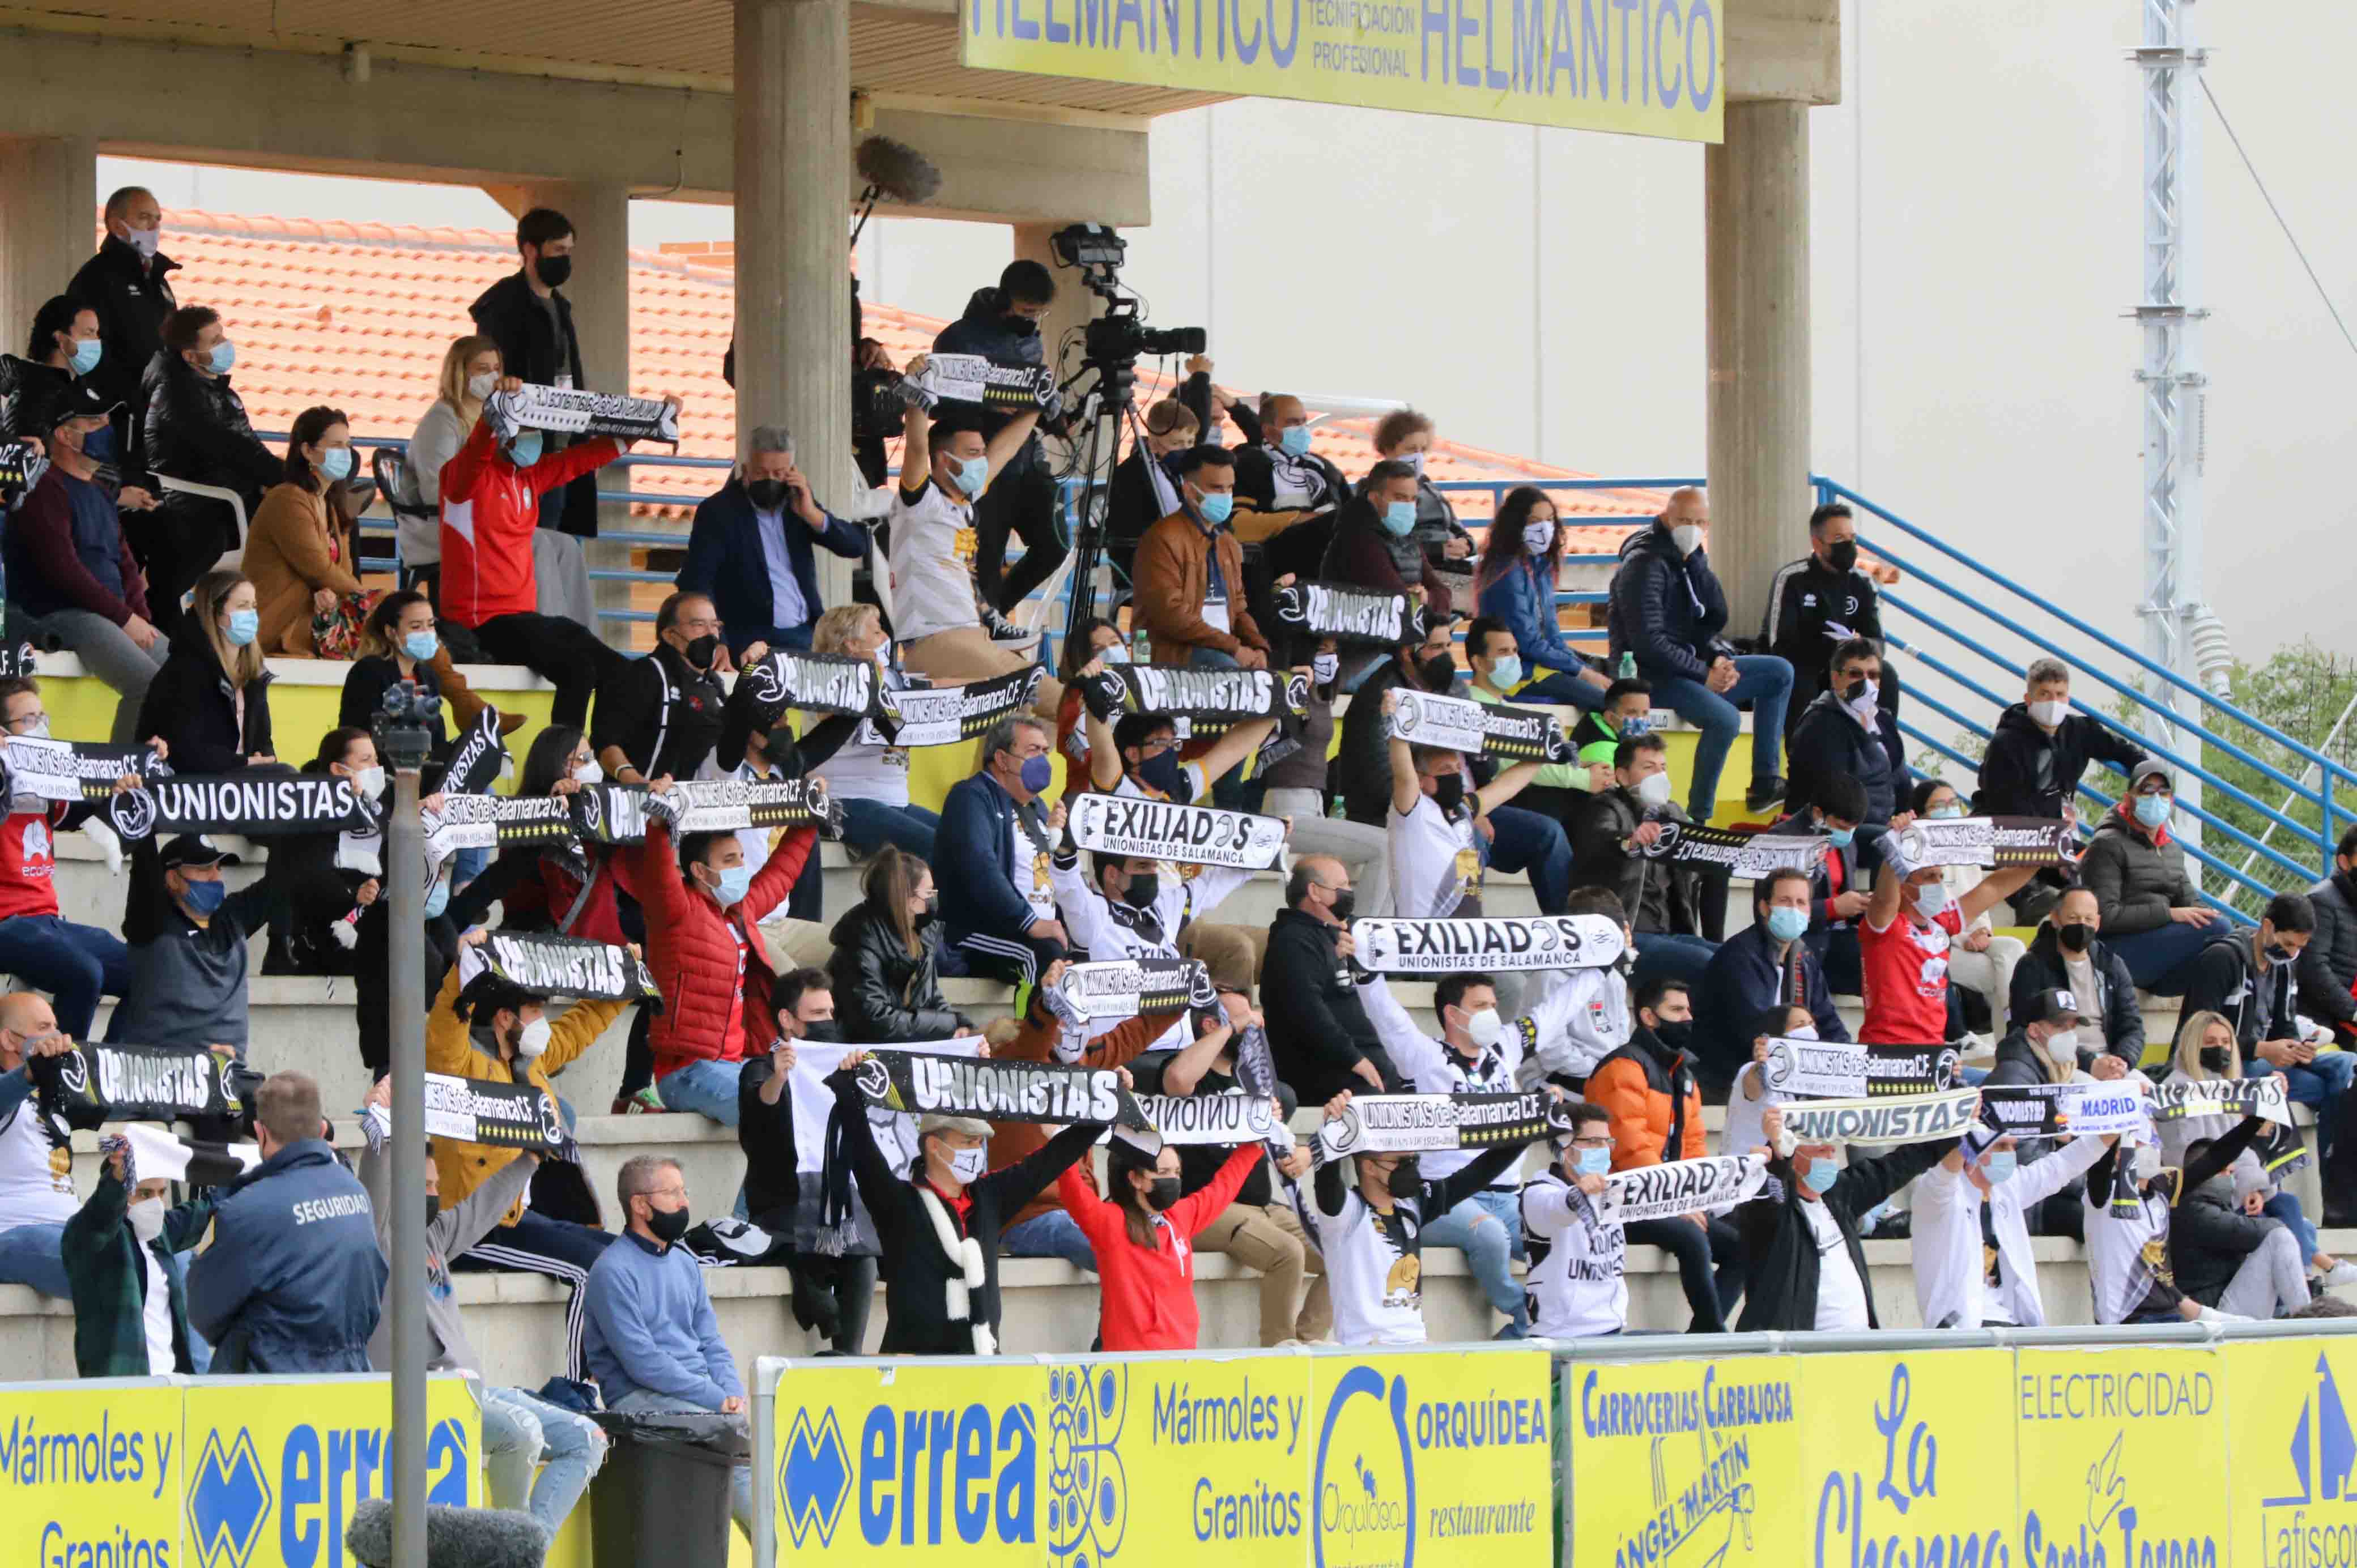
[{"xmin": 358, "ymin": 1115, "xmax": 537, "ymax": 1375}]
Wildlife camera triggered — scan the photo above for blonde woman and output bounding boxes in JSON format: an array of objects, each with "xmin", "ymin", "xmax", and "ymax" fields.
[
  {"xmin": 2163, "ymin": 1009, "xmax": 2357, "ymax": 1288},
  {"xmin": 402, "ymin": 335, "xmax": 501, "ymax": 602},
  {"xmin": 810, "ymin": 602, "xmax": 938, "ymax": 861},
  {"xmin": 137, "ymin": 570, "xmax": 275, "ymax": 771}
]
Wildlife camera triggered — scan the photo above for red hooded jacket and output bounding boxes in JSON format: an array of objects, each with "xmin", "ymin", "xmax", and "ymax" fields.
[{"xmin": 437, "ymin": 413, "xmax": 622, "ymax": 626}]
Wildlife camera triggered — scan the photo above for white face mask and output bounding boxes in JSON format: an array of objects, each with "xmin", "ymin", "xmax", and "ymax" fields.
[
  {"xmin": 2043, "ymin": 1027, "xmax": 2079, "ymax": 1062},
  {"xmin": 19, "ymin": 715, "xmax": 50, "ymax": 740},
  {"xmin": 128, "ymin": 1198, "xmax": 167, "ymax": 1245},
  {"xmin": 2131, "ymin": 1140, "xmax": 2162, "ymax": 1181},
  {"xmin": 1912, "ymin": 881, "xmax": 1952, "ymax": 921},
  {"xmin": 466, "ymin": 372, "xmax": 497, "ymax": 400},
  {"xmin": 1312, "ymin": 651, "xmax": 1339, "ymax": 685},
  {"xmin": 514, "ymin": 1016, "xmax": 553, "ymax": 1060},
  {"xmin": 1787, "ymin": 1024, "xmax": 1819, "ymax": 1042},
  {"xmin": 1401, "ymin": 450, "xmax": 1427, "ymax": 476},
  {"xmin": 573, "ymin": 760, "xmax": 603, "ymax": 787},
  {"xmin": 2027, "ymin": 699, "xmax": 2069, "ymax": 728},
  {"xmin": 1635, "ymin": 771, "xmax": 1674, "ymax": 808},
  {"xmin": 354, "ymin": 765, "xmax": 386, "ymax": 800},
  {"xmin": 947, "ymin": 1144, "xmax": 988, "ymax": 1183},
  {"xmin": 1671, "ymin": 523, "xmax": 1704, "ymax": 556},
  {"xmin": 1464, "ymin": 1007, "xmax": 1503, "ymax": 1049}
]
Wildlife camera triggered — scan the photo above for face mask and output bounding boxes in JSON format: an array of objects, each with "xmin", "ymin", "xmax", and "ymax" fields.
[
  {"xmin": 573, "ymin": 760, "xmax": 604, "ymax": 787},
  {"xmin": 645, "ymin": 1203, "xmax": 691, "ymax": 1244},
  {"xmin": 1671, "ymin": 523, "xmax": 1703, "ymax": 556},
  {"xmin": 2131, "ymin": 1141, "xmax": 2163, "ymax": 1181},
  {"xmin": 1383, "ymin": 1156, "xmax": 1423, "ymax": 1205},
  {"xmin": 1523, "ymin": 520, "xmax": 1556, "ymax": 556},
  {"xmin": 402, "ymin": 629, "xmax": 440, "ymax": 663},
  {"xmin": 423, "ymin": 878, "xmax": 452, "ymax": 920},
  {"xmin": 1981, "ymin": 1150, "xmax": 2017, "ymax": 1185},
  {"xmin": 1380, "ymin": 500, "xmax": 1417, "ymax": 537},
  {"xmin": 2265, "ymin": 943, "xmax": 2296, "ymax": 966},
  {"xmin": 1019, "ymin": 753, "xmax": 1054, "ymax": 795},
  {"xmin": 467, "ymin": 372, "xmax": 497, "ymax": 400},
  {"xmin": 1652, "ymin": 1018, "xmax": 1694, "ymax": 1056},
  {"xmin": 1488, "ymin": 654, "xmax": 1523, "ymax": 690},
  {"xmin": 179, "ymin": 877, "xmax": 227, "ymax": 918},
  {"xmin": 2199, "ymin": 1046, "xmax": 2233, "ymax": 1073},
  {"xmin": 80, "ymin": 424, "xmax": 118, "ymax": 463},
  {"xmin": 947, "ymin": 1144, "xmax": 989, "ymax": 1184},
  {"xmin": 69, "ymin": 337, "xmax": 103, "ymax": 376},
  {"xmin": 1139, "ymin": 749, "xmax": 1184, "ymax": 796},
  {"xmin": 318, "ymin": 446, "xmax": 355, "ymax": 483},
  {"xmin": 954, "ymin": 454, "xmax": 990, "ymax": 498},
  {"xmin": 1279, "ymin": 425, "xmax": 1312, "ymax": 457},
  {"xmin": 1912, "ymin": 881, "xmax": 1951, "ymax": 920},
  {"xmin": 1313, "ymin": 651, "xmax": 1339, "ymax": 685},
  {"xmin": 1571, "ymin": 1147, "xmax": 1612, "ymax": 1178},
  {"xmin": 127, "ymin": 1199, "xmax": 167, "ymax": 1245},
  {"xmin": 18, "ymin": 715, "xmax": 50, "ymax": 740},
  {"xmin": 126, "ymin": 225, "xmax": 160, "ymax": 260},
  {"xmin": 1840, "ymin": 678, "xmax": 1880, "ymax": 720},
  {"xmin": 1197, "ymin": 490, "xmax": 1234, "ymax": 525},
  {"xmin": 2057, "ymin": 921, "xmax": 2093, "ymax": 954},
  {"xmin": 1399, "ymin": 450, "xmax": 1427, "ymax": 476},
  {"xmin": 1827, "ymin": 825, "xmax": 1856, "ymax": 849},
  {"xmin": 535, "ymin": 253, "xmax": 574, "ymax": 289},
  {"xmin": 1098, "ymin": 642, "xmax": 1129, "ymax": 665},
  {"xmin": 207, "ymin": 340, "xmax": 236, "ymax": 376},
  {"xmin": 2133, "ymin": 793, "xmax": 2172, "ymax": 828},
  {"xmin": 1618, "ymin": 714, "xmax": 1650, "ymax": 738},
  {"xmin": 1465, "ymin": 1007, "xmax": 1503, "ymax": 1049},
  {"xmin": 506, "ymin": 431, "xmax": 544, "ymax": 468},
  {"xmin": 1002, "ymin": 312, "xmax": 1040, "ymax": 336},
  {"xmin": 2028, "ymin": 699, "xmax": 2070, "ymax": 728},
  {"xmin": 801, "ymin": 1020, "xmax": 841, "ymax": 1045},
  {"xmin": 1766, "ymin": 906, "xmax": 1810, "ymax": 944},
  {"xmin": 222, "ymin": 608, "xmax": 259, "ymax": 646},
  {"xmin": 1635, "ymin": 771, "xmax": 1673, "ymax": 808},
  {"xmin": 1122, "ymin": 872, "xmax": 1162, "ymax": 909},
  {"xmin": 1326, "ymin": 888, "xmax": 1356, "ymax": 925},
  {"xmin": 1418, "ymin": 654, "xmax": 1457, "ymax": 692},
  {"xmin": 1431, "ymin": 773, "xmax": 1465, "ymax": 813},
  {"xmin": 514, "ymin": 1016, "xmax": 554, "ymax": 1060},
  {"xmin": 2043, "ymin": 1028, "xmax": 2079, "ymax": 1062},
  {"xmin": 1801, "ymin": 1160, "xmax": 1840, "ymax": 1195},
  {"xmin": 1929, "ymin": 804, "xmax": 1964, "ymax": 820},
  {"xmin": 354, "ymin": 765, "xmax": 386, "ymax": 801},
  {"xmin": 746, "ymin": 477, "xmax": 789, "ymax": 510},
  {"xmin": 1825, "ymin": 538, "xmax": 1860, "ymax": 573},
  {"xmin": 708, "ymin": 863, "xmax": 755, "ymax": 906},
  {"xmin": 682, "ymin": 633, "xmax": 721, "ymax": 671},
  {"xmin": 1145, "ymin": 1176, "xmax": 1183, "ymax": 1212}
]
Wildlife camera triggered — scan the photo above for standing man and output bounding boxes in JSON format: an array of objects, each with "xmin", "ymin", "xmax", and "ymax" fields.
[
  {"xmin": 186, "ymin": 1071, "xmax": 387, "ymax": 1372},
  {"xmin": 677, "ymin": 425, "xmax": 867, "ymax": 656},
  {"xmin": 138, "ymin": 307, "xmax": 282, "ymax": 633},
  {"xmin": 1606, "ymin": 487, "xmax": 1792, "ymax": 820},
  {"xmin": 1763, "ymin": 501, "xmax": 1886, "ymax": 728},
  {"xmin": 67, "ymin": 186, "xmax": 177, "ymax": 455},
  {"xmin": 931, "ymin": 261, "xmax": 1065, "ymax": 615},
  {"xmin": 469, "ymin": 207, "xmax": 597, "ymax": 536},
  {"xmin": 1262, "ymin": 857, "xmax": 1396, "ymax": 1102}
]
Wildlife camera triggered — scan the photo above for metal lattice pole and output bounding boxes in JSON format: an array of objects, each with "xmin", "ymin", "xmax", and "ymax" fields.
[{"xmin": 2133, "ymin": 0, "xmax": 2209, "ymax": 850}]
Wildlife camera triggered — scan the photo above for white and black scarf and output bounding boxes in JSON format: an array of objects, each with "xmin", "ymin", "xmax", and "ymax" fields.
[{"xmin": 915, "ymin": 1185, "xmax": 997, "ymax": 1356}]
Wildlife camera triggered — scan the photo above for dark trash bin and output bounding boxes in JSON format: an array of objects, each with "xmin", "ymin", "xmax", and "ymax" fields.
[{"xmin": 589, "ymin": 1411, "xmax": 746, "ymax": 1568}]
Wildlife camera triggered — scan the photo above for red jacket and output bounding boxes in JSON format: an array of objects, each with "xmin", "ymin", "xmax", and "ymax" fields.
[
  {"xmin": 437, "ymin": 414, "xmax": 621, "ymax": 625},
  {"xmin": 615, "ymin": 820, "xmax": 815, "ymax": 1080},
  {"xmin": 1058, "ymin": 1143, "xmax": 1262, "ymax": 1352}
]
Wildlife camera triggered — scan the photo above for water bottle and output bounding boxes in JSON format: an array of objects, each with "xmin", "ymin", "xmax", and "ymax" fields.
[{"xmin": 1616, "ymin": 651, "xmax": 1636, "ymax": 681}]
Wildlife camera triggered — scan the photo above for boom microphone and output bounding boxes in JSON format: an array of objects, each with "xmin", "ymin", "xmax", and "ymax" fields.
[
  {"xmin": 854, "ymin": 134, "xmax": 942, "ymax": 206},
  {"xmin": 345, "ymin": 1499, "xmax": 548, "ymax": 1568}
]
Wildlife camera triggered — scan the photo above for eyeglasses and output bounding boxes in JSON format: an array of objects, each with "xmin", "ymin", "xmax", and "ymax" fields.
[
  {"xmin": 3, "ymin": 711, "xmax": 46, "ymax": 732},
  {"xmin": 639, "ymin": 1185, "xmax": 687, "ymax": 1202},
  {"xmin": 1569, "ymin": 1135, "xmax": 1613, "ymax": 1149},
  {"xmin": 1136, "ymin": 738, "xmax": 1177, "ymax": 756}
]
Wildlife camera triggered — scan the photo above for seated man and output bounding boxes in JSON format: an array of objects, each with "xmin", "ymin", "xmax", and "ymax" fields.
[
  {"xmin": 1605, "ymin": 487, "xmax": 1791, "ymax": 818},
  {"xmin": 1786, "ymin": 636, "xmax": 1910, "ymax": 835},
  {"xmin": 1569, "ymin": 735, "xmax": 1716, "ymax": 991},
  {"xmin": 1571, "ymin": 679, "xmax": 1654, "ymax": 783},
  {"xmin": 1322, "ymin": 459, "xmax": 1454, "ymax": 621},
  {"xmin": 0, "ymin": 678, "xmax": 136, "ymax": 1038},
  {"xmin": 2181, "ymin": 892, "xmax": 2355, "ymax": 1165},
  {"xmin": 1081, "ymin": 703, "xmax": 1275, "ymax": 805},
  {"xmin": 1693, "ymin": 867, "xmax": 1850, "ymax": 1101},
  {"xmin": 0, "ymin": 994, "xmax": 79, "ymax": 1297},
  {"xmin": 1763, "ymin": 500, "xmax": 1884, "ymax": 730},
  {"xmin": 1977, "ymin": 656, "xmax": 2148, "ymax": 925},
  {"xmin": 1229, "ymin": 393, "xmax": 1354, "ymax": 574},
  {"xmin": 937, "ymin": 715, "xmax": 1067, "ymax": 990},
  {"xmin": 2299, "ymin": 826, "xmax": 2357, "ymax": 1041},
  {"xmin": 1133, "ymin": 446, "xmax": 1271, "ymax": 670},
  {"xmin": 582, "ymin": 1156, "xmax": 755, "ymax": 1540},
  {"xmin": 2009, "ymin": 884, "xmax": 2146, "ymax": 1072},
  {"xmin": 1463, "ymin": 616, "xmax": 1597, "ymax": 826},
  {"xmin": 591, "ymin": 590, "xmax": 733, "ymax": 786},
  {"xmin": 1381, "ymin": 689, "xmax": 1564, "ymax": 918},
  {"xmin": 107, "ymin": 834, "xmax": 273, "ymax": 1055},
  {"xmin": 675, "ymin": 422, "xmax": 866, "ymax": 656},
  {"xmin": 2079, "ymin": 760, "xmax": 2234, "ymax": 994}
]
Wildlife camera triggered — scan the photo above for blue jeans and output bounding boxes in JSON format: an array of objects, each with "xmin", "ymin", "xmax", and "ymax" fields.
[
  {"xmin": 655, "ymin": 1058, "xmax": 743, "ymax": 1128},
  {"xmin": 606, "ymin": 1388, "xmax": 754, "ymax": 1539},
  {"xmin": 1001, "ymin": 1208, "xmax": 1097, "ymax": 1273},
  {"xmin": 1518, "ymin": 667, "xmax": 1609, "ymax": 713},
  {"xmin": 480, "ymin": 1383, "xmax": 609, "ymax": 1539},
  {"xmin": 839, "ymin": 798, "xmax": 939, "ymax": 862},
  {"xmin": 1631, "ymin": 931, "xmax": 1717, "ymax": 994},
  {"xmin": 0, "ymin": 913, "xmax": 130, "ymax": 1039},
  {"xmin": 729, "ymin": 623, "xmax": 812, "ymax": 657},
  {"xmin": 2265, "ymin": 1191, "xmax": 2321, "ymax": 1266},
  {"xmin": 2250, "ymin": 1051, "xmax": 2357, "ymax": 1162},
  {"xmin": 1419, "ymin": 1186, "xmax": 1527, "ymax": 1335},
  {"xmin": 2104, "ymin": 917, "xmax": 2236, "ymax": 994},
  {"xmin": 0, "ymin": 1221, "xmax": 70, "ymax": 1299},
  {"xmin": 1188, "ymin": 644, "xmax": 1243, "ymax": 671},
  {"xmin": 1484, "ymin": 805, "xmax": 1572, "ymax": 914},
  {"xmin": 1649, "ymin": 655, "xmax": 1794, "ymax": 819}
]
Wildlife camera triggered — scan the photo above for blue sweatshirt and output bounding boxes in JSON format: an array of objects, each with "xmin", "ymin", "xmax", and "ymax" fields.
[
  {"xmin": 937, "ymin": 769, "xmax": 1044, "ymax": 941},
  {"xmin": 582, "ymin": 1231, "xmax": 743, "ymax": 1411}
]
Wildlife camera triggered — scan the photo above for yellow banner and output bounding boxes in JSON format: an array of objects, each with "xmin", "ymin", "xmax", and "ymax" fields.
[
  {"xmin": 1799, "ymin": 1349, "xmax": 2015, "ymax": 1567},
  {"xmin": 2015, "ymin": 1344, "xmax": 2227, "ymax": 1567},
  {"xmin": 1563, "ymin": 1353, "xmax": 1798, "ymax": 1568},
  {"xmin": 0, "ymin": 1378, "xmax": 185, "ymax": 1568},
  {"xmin": 959, "ymin": 0, "xmax": 1724, "ymax": 141},
  {"xmin": 1122, "ymin": 1354, "xmax": 1310, "ymax": 1566},
  {"xmin": 2225, "ymin": 1336, "xmax": 2357, "ymax": 1568}
]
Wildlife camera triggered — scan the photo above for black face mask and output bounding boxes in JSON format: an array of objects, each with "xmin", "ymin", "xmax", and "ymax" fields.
[
  {"xmin": 2057, "ymin": 922, "xmax": 2094, "ymax": 955},
  {"xmin": 801, "ymin": 1020, "xmax": 841, "ymax": 1045},
  {"xmin": 535, "ymin": 253, "xmax": 573, "ymax": 290},
  {"xmin": 644, "ymin": 1203, "xmax": 691, "ymax": 1243},
  {"xmin": 1139, "ymin": 749, "xmax": 1185, "ymax": 796},
  {"xmin": 1652, "ymin": 1018, "xmax": 1695, "ymax": 1056},
  {"xmin": 1002, "ymin": 313, "xmax": 1040, "ymax": 337},
  {"xmin": 746, "ymin": 477, "xmax": 789, "ymax": 510},
  {"xmin": 682, "ymin": 633, "xmax": 721, "ymax": 671},
  {"xmin": 1326, "ymin": 888, "xmax": 1356, "ymax": 924},
  {"xmin": 2265, "ymin": 943, "xmax": 2296, "ymax": 966},
  {"xmin": 1122, "ymin": 872, "xmax": 1161, "ymax": 909},
  {"xmin": 1145, "ymin": 1177, "xmax": 1182, "ymax": 1211},
  {"xmin": 1826, "ymin": 538, "xmax": 1859, "ymax": 573},
  {"xmin": 1418, "ymin": 654, "xmax": 1458, "ymax": 692},
  {"xmin": 424, "ymin": 1196, "xmax": 441, "ymax": 1229},
  {"xmin": 2199, "ymin": 1046, "xmax": 2233, "ymax": 1073},
  {"xmin": 1431, "ymin": 773, "xmax": 1465, "ymax": 813},
  {"xmin": 1382, "ymin": 1156, "xmax": 1424, "ymax": 1206}
]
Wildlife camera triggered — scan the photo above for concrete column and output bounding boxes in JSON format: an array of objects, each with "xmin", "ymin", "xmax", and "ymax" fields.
[
  {"xmin": 0, "ymin": 137, "xmax": 97, "ymax": 365},
  {"xmin": 735, "ymin": 0, "xmax": 854, "ymax": 607},
  {"xmin": 1704, "ymin": 99, "xmax": 1813, "ymax": 637}
]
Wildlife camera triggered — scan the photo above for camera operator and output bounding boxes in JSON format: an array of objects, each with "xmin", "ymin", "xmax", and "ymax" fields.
[{"xmin": 932, "ymin": 261, "xmax": 1065, "ymax": 617}]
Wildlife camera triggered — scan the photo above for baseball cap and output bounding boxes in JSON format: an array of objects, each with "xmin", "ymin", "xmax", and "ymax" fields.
[
  {"xmin": 2026, "ymin": 987, "xmax": 2083, "ymax": 1027},
  {"xmin": 2128, "ymin": 759, "xmax": 2173, "ymax": 792},
  {"xmin": 158, "ymin": 834, "xmax": 225, "ymax": 871},
  {"xmin": 40, "ymin": 381, "xmax": 121, "ymax": 434}
]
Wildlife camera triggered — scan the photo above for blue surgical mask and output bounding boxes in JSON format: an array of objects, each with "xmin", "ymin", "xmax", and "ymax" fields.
[
  {"xmin": 1488, "ymin": 655, "xmax": 1523, "ymax": 690},
  {"xmin": 1929, "ymin": 804, "xmax": 1964, "ymax": 820},
  {"xmin": 1981, "ymin": 1151, "xmax": 2018, "ymax": 1185},
  {"xmin": 1618, "ymin": 715, "xmax": 1650, "ymax": 739},
  {"xmin": 1766, "ymin": 906, "xmax": 1810, "ymax": 945},
  {"xmin": 423, "ymin": 878, "xmax": 452, "ymax": 919},
  {"xmin": 402, "ymin": 629, "xmax": 440, "ymax": 662},
  {"xmin": 1380, "ymin": 500, "xmax": 1416, "ymax": 536},
  {"xmin": 223, "ymin": 608, "xmax": 259, "ymax": 647},
  {"xmin": 1278, "ymin": 425, "xmax": 1312, "ymax": 458},
  {"xmin": 81, "ymin": 424, "xmax": 118, "ymax": 463},
  {"xmin": 710, "ymin": 863, "xmax": 754, "ymax": 905},
  {"xmin": 1801, "ymin": 1160, "xmax": 1840, "ymax": 1195},
  {"xmin": 207, "ymin": 340, "xmax": 236, "ymax": 376},
  {"xmin": 1826, "ymin": 825, "xmax": 1854, "ymax": 849},
  {"xmin": 69, "ymin": 338, "xmax": 103, "ymax": 376},
  {"xmin": 1572, "ymin": 1147, "xmax": 1611, "ymax": 1178},
  {"xmin": 1197, "ymin": 491, "xmax": 1234, "ymax": 525},
  {"xmin": 178, "ymin": 877, "xmax": 227, "ymax": 917},
  {"xmin": 2133, "ymin": 793, "xmax": 2171, "ymax": 828},
  {"xmin": 318, "ymin": 446, "xmax": 355, "ymax": 482},
  {"xmin": 955, "ymin": 454, "xmax": 990, "ymax": 497},
  {"xmin": 505, "ymin": 431, "xmax": 544, "ymax": 468},
  {"xmin": 1019, "ymin": 753, "xmax": 1054, "ymax": 795}
]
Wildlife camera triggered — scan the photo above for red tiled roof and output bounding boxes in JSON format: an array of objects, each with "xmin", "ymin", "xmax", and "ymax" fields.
[{"xmin": 135, "ymin": 210, "xmax": 1661, "ymax": 548}]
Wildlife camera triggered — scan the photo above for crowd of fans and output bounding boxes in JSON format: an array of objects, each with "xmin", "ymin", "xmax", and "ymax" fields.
[{"xmin": 6, "ymin": 193, "xmax": 2357, "ymax": 1542}]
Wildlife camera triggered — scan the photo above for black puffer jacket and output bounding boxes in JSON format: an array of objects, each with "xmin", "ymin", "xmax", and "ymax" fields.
[
  {"xmin": 2172, "ymin": 1171, "xmax": 2281, "ymax": 1306},
  {"xmin": 931, "ymin": 287, "xmax": 1048, "ymax": 467},
  {"xmin": 1786, "ymin": 689, "xmax": 1910, "ymax": 823},
  {"xmin": 1569, "ymin": 785, "xmax": 1700, "ymax": 937},
  {"xmin": 135, "ymin": 615, "xmax": 274, "ymax": 770},
  {"xmin": 67, "ymin": 235, "xmax": 180, "ymax": 426},
  {"xmin": 827, "ymin": 904, "xmax": 971, "ymax": 1044},
  {"xmin": 2079, "ymin": 811, "xmax": 2201, "ymax": 938},
  {"xmin": 2299, "ymin": 870, "xmax": 2357, "ymax": 1029},
  {"xmin": 0, "ymin": 355, "xmax": 70, "ymax": 444},
  {"xmin": 1607, "ymin": 519, "xmax": 1733, "ymax": 685},
  {"xmin": 140, "ymin": 351, "xmax": 282, "ymax": 552},
  {"xmin": 1976, "ymin": 701, "xmax": 2147, "ymax": 820},
  {"xmin": 2008, "ymin": 923, "xmax": 2145, "ymax": 1070}
]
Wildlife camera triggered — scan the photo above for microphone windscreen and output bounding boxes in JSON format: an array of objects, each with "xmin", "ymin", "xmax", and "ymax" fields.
[
  {"xmin": 856, "ymin": 135, "xmax": 942, "ymax": 206},
  {"xmin": 346, "ymin": 1498, "xmax": 550, "ymax": 1568}
]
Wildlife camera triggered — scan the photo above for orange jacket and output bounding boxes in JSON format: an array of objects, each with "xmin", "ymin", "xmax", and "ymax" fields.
[{"xmin": 1585, "ymin": 1029, "xmax": 1705, "ymax": 1171}]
